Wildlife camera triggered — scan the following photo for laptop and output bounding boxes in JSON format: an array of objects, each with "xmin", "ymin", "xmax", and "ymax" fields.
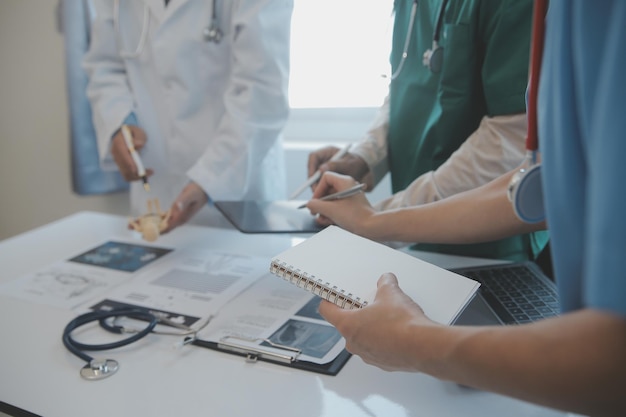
[
  {"xmin": 451, "ymin": 262, "xmax": 560, "ymax": 326},
  {"xmin": 214, "ymin": 200, "xmax": 324, "ymax": 234}
]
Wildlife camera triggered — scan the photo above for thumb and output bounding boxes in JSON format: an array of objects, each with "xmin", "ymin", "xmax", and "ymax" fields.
[
  {"xmin": 373, "ymin": 272, "xmax": 401, "ymax": 302},
  {"xmin": 375, "ymin": 272, "xmax": 426, "ymax": 317},
  {"xmin": 377, "ymin": 272, "xmax": 399, "ymax": 289},
  {"xmin": 318, "ymin": 162, "xmax": 331, "ymax": 174}
]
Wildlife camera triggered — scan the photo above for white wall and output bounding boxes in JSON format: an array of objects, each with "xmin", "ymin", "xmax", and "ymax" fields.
[
  {"xmin": 0, "ymin": 1, "xmax": 390, "ymax": 242},
  {"xmin": 0, "ymin": 0, "xmax": 129, "ymax": 241}
]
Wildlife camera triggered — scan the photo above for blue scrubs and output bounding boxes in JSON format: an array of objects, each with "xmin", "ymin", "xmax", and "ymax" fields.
[{"xmin": 540, "ymin": 0, "xmax": 626, "ymax": 315}]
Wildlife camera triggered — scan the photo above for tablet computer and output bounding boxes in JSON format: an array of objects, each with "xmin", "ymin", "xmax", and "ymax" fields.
[{"xmin": 214, "ymin": 200, "xmax": 324, "ymax": 234}]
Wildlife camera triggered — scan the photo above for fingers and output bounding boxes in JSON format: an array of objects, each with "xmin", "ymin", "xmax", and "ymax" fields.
[
  {"xmin": 377, "ymin": 272, "xmax": 399, "ymax": 289},
  {"xmin": 127, "ymin": 125, "xmax": 147, "ymax": 150},
  {"xmin": 313, "ymin": 214, "xmax": 334, "ymax": 227},
  {"xmin": 305, "ymin": 171, "xmax": 375, "ymax": 232},
  {"xmin": 319, "ymin": 273, "xmax": 399, "ymax": 325},
  {"xmin": 162, "ymin": 201, "xmax": 192, "ymax": 234},
  {"xmin": 318, "ymin": 299, "xmax": 345, "ymax": 325},
  {"xmin": 374, "ymin": 272, "xmax": 426, "ymax": 317},
  {"xmin": 111, "ymin": 133, "xmax": 135, "ymax": 181},
  {"xmin": 307, "ymin": 146, "xmax": 371, "ymax": 195},
  {"xmin": 374, "ymin": 272, "xmax": 415, "ymax": 305},
  {"xmin": 110, "ymin": 126, "xmax": 151, "ymax": 182},
  {"xmin": 312, "ymin": 172, "xmax": 358, "ymax": 199},
  {"xmin": 324, "ymin": 153, "xmax": 370, "ymax": 183},
  {"xmin": 162, "ymin": 182, "xmax": 208, "ymax": 234},
  {"xmin": 319, "ymin": 272, "xmax": 432, "ymax": 372},
  {"xmin": 307, "ymin": 146, "xmax": 340, "ymax": 178}
]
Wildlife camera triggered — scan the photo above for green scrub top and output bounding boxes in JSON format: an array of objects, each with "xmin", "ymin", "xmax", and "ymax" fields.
[{"xmin": 389, "ymin": 0, "xmax": 548, "ymax": 261}]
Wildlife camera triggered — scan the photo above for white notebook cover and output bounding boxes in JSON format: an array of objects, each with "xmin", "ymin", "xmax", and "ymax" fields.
[{"xmin": 270, "ymin": 225, "xmax": 480, "ymax": 325}]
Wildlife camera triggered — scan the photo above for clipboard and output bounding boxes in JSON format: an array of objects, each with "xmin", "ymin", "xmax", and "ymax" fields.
[
  {"xmin": 214, "ymin": 200, "xmax": 324, "ymax": 234},
  {"xmin": 189, "ymin": 336, "xmax": 352, "ymax": 376}
]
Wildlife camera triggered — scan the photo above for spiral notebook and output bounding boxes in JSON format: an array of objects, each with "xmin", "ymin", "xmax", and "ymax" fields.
[{"xmin": 269, "ymin": 226, "xmax": 480, "ymax": 325}]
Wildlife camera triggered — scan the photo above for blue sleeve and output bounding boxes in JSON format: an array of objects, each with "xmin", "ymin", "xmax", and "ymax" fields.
[
  {"xmin": 584, "ymin": 2, "xmax": 626, "ymax": 316},
  {"xmin": 110, "ymin": 113, "xmax": 139, "ymax": 140},
  {"xmin": 541, "ymin": 1, "xmax": 626, "ymax": 316}
]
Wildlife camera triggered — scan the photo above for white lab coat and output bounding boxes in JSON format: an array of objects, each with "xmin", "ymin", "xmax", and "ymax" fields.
[{"xmin": 84, "ymin": 0, "xmax": 292, "ymax": 223}]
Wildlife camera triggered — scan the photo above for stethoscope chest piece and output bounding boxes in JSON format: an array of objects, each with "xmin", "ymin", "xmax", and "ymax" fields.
[
  {"xmin": 507, "ymin": 0, "xmax": 549, "ymax": 225},
  {"xmin": 507, "ymin": 163, "xmax": 545, "ymax": 224},
  {"xmin": 203, "ymin": 23, "xmax": 223, "ymax": 43},
  {"xmin": 422, "ymin": 43, "xmax": 444, "ymax": 73},
  {"xmin": 80, "ymin": 358, "xmax": 119, "ymax": 380},
  {"xmin": 203, "ymin": 0, "xmax": 223, "ymax": 43}
]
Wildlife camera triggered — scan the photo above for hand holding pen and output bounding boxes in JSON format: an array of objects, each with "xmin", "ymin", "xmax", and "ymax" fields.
[
  {"xmin": 297, "ymin": 183, "xmax": 366, "ymax": 209},
  {"xmin": 112, "ymin": 125, "xmax": 152, "ymax": 192},
  {"xmin": 302, "ymin": 172, "xmax": 376, "ymax": 231},
  {"xmin": 289, "ymin": 143, "xmax": 352, "ymax": 199}
]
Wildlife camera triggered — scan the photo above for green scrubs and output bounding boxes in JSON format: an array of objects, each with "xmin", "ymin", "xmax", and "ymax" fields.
[{"xmin": 389, "ymin": 0, "xmax": 548, "ymax": 260}]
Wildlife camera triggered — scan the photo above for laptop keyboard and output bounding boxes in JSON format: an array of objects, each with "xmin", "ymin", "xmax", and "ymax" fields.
[{"xmin": 452, "ymin": 262, "xmax": 560, "ymax": 325}]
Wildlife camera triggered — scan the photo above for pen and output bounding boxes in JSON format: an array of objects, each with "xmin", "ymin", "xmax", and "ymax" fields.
[
  {"xmin": 288, "ymin": 143, "xmax": 352, "ymax": 200},
  {"xmin": 121, "ymin": 124, "xmax": 150, "ymax": 192},
  {"xmin": 297, "ymin": 183, "xmax": 366, "ymax": 209}
]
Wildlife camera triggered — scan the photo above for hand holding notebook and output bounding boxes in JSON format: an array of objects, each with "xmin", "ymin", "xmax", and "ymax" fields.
[{"xmin": 270, "ymin": 226, "xmax": 480, "ymax": 325}]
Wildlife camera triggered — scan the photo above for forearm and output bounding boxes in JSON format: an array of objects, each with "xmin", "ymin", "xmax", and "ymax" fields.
[
  {"xmin": 363, "ymin": 169, "xmax": 544, "ymax": 243},
  {"xmin": 375, "ymin": 114, "xmax": 527, "ymax": 211},
  {"xmin": 416, "ymin": 310, "xmax": 626, "ymax": 417}
]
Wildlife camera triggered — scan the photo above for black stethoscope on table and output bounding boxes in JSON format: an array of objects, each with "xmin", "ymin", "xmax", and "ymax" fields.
[
  {"xmin": 63, "ymin": 307, "xmax": 212, "ymax": 380},
  {"xmin": 507, "ymin": 0, "xmax": 548, "ymax": 224},
  {"xmin": 113, "ymin": 0, "xmax": 223, "ymax": 59},
  {"xmin": 62, "ymin": 307, "xmax": 301, "ymax": 380}
]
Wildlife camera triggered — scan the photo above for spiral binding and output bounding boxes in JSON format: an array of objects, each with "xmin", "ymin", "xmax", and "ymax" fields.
[{"xmin": 270, "ymin": 261, "xmax": 366, "ymax": 309}]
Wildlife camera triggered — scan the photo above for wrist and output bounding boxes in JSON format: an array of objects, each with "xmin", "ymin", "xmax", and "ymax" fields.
[
  {"xmin": 361, "ymin": 211, "xmax": 386, "ymax": 241},
  {"xmin": 406, "ymin": 322, "xmax": 459, "ymax": 378},
  {"xmin": 366, "ymin": 209, "xmax": 409, "ymax": 242}
]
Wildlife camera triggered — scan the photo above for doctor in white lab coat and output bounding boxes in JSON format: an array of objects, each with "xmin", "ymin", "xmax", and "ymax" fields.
[{"xmin": 83, "ymin": 0, "xmax": 292, "ymax": 229}]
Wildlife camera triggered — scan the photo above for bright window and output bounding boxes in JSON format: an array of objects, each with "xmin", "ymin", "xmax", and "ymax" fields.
[
  {"xmin": 283, "ymin": 1, "xmax": 394, "ymax": 201},
  {"xmin": 288, "ymin": 0, "xmax": 393, "ymax": 109}
]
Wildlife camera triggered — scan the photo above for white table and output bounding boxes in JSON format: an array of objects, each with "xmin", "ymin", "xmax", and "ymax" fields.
[{"xmin": 0, "ymin": 211, "xmax": 565, "ymax": 417}]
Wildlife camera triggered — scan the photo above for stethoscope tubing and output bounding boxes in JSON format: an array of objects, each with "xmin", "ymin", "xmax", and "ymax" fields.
[
  {"xmin": 390, "ymin": 0, "xmax": 449, "ymax": 80},
  {"xmin": 113, "ymin": 0, "xmax": 221, "ymax": 59},
  {"xmin": 62, "ymin": 308, "xmax": 158, "ymax": 363},
  {"xmin": 525, "ymin": 0, "xmax": 548, "ymax": 153}
]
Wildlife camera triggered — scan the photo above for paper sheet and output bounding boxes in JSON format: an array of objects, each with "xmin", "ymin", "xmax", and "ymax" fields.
[
  {"xmin": 0, "ymin": 238, "xmax": 345, "ymax": 365},
  {"xmin": 197, "ymin": 274, "xmax": 346, "ymax": 364},
  {"xmin": 90, "ymin": 249, "xmax": 269, "ymax": 326},
  {"xmin": 0, "ymin": 240, "xmax": 172, "ymax": 310}
]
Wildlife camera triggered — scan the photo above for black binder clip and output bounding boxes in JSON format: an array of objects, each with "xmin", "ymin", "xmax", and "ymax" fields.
[{"xmin": 217, "ymin": 335, "xmax": 302, "ymax": 364}]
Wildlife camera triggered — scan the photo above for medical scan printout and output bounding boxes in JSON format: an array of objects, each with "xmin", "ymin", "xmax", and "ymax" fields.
[
  {"xmin": 196, "ymin": 274, "xmax": 346, "ymax": 365},
  {"xmin": 0, "ymin": 240, "xmax": 270, "ymax": 325},
  {"xmin": 0, "ymin": 238, "xmax": 344, "ymax": 364},
  {"xmin": 89, "ymin": 249, "xmax": 269, "ymax": 328},
  {"xmin": 0, "ymin": 240, "xmax": 173, "ymax": 310}
]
